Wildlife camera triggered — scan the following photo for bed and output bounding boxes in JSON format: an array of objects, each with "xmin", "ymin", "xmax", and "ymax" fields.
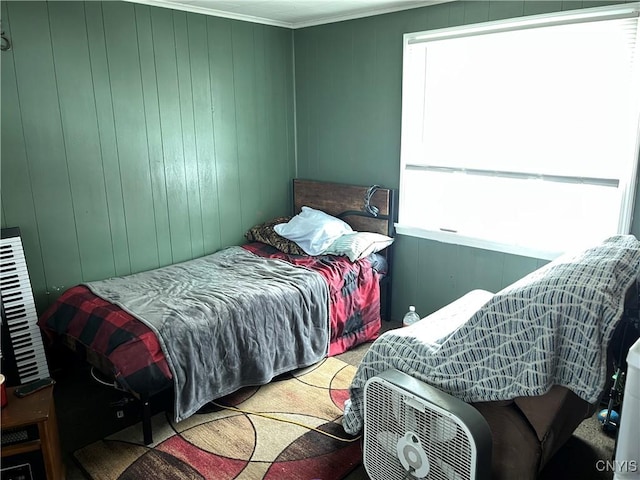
[
  {"xmin": 343, "ymin": 234, "xmax": 640, "ymax": 479},
  {"xmin": 38, "ymin": 179, "xmax": 397, "ymax": 444}
]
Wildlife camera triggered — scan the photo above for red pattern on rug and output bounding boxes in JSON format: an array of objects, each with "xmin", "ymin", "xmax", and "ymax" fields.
[{"xmin": 74, "ymin": 358, "xmax": 362, "ymax": 480}]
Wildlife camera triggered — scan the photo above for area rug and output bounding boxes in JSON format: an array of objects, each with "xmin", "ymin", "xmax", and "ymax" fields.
[{"xmin": 73, "ymin": 357, "xmax": 362, "ymax": 480}]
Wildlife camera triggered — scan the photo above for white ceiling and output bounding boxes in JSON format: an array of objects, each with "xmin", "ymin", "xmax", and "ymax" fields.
[{"xmin": 124, "ymin": 0, "xmax": 449, "ymax": 29}]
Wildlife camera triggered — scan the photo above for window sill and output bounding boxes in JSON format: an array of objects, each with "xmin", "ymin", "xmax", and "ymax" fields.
[{"xmin": 394, "ymin": 224, "xmax": 563, "ymax": 261}]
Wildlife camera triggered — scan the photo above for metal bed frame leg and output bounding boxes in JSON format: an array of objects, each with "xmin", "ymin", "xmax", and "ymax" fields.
[{"xmin": 142, "ymin": 397, "xmax": 153, "ymax": 445}]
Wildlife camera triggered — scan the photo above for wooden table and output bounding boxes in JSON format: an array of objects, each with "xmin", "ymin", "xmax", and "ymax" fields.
[{"xmin": 1, "ymin": 385, "xmax": 64, "ymax": 480}]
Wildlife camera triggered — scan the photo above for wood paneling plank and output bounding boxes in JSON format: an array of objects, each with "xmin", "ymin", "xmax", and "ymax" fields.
[
  {"xmin": 391, "ymin": 234, "xmax": 421, "ymax": 320},
  {"xmin": 449, "ymin": 1, "xmax": 466, "ymax": 26},
  {"xmin": 417, "ymin": 239, "xmax": 461, "ymax": 314},
  {"xmin": 312, "ymin": 22, "xmax": 350, "ymax": 183},
  {"xmin": 455, "ymin": 246, "xmax": 505, "ymax": 295},
  {"xmin": 103, "ymin": 2, "xmax": 160, "ymax": 273},
  {"xmin": 292, "ymin": 28, "xmax": 310, "ymax": 177},
  {"xmin": 349, "ymin": 17, "xmax": 380, "ymax": 186},
  {"xmin": 252, "ymin": 25, "xmax": 270, "ymax": 219},
  {"xmin": 261, "ymin": 26, "xmax": 281, "ymax": 217},
  {"xmin": 174, "ymin": 11, "xmax": 205, "ymax": 259},
  {"xmin": 266, "ymin": 27, "xmax": 296, "ymax": 214},
  {"xmin": 502, "ymin": 254, "xmax": 543, "ymax": 287},
  {"xmin": 488, "ymin": 1, "xmax": 525, "ymax": 21},
  {"xmin": 48, "ymin": 1, "xmax": 116, "ymax": 282},
  {"xmin": 134, "ymin": 4, "xmax": 173, "ymax": 267},
  {"xmin": 84, "ymin": 1, "xmax": 132, "ymax": 277},
  {"xmin": 523, "ymin": 1, "xmax": 564, "ymax": 15},
  {"xmin": 187, "ymin": 12, "xmax": 222, "ymax": 254},
  {"xmin": 425, "ymin": 2, "xmax": 451, "ymax": 30},
  {"xmin": 463, "ymin": 1, "xmax": 491, "ymax": 24},
  {"xmin": 232, "ymin": 21, "xmax": 261, "ymax": 232},
  {"xmin": 149, "ymin": 7, "xmax": 192, "ymax": 264},
  {"xmin": 208, "ymin": 16, "xmax": 243, "ymax": 247},
  {"xmin": 370, "ymin": 14, "xmax": 404, "ymax": 185},
  {"xmin": 295, "ymin": 28, "xmax": 321, "ymax": 178},
  {"xmin": 280, "ymin": 27, "xmax": 296, "ymax": 206},
  {"xmin": 561, "ymin": 1, "xmax": 585, "ymax": 11}
]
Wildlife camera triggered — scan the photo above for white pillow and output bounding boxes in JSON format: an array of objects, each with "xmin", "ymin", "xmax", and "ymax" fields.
[
  {"xmin": 324, "ymin": 232, "xmax": 394, "ymax": 262},
  {"xmin": 274, "ymin": 206, "xmax": 352, "ymax": 255}
]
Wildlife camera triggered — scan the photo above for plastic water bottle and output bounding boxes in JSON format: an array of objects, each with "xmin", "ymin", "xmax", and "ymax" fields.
[{"xmin": 402, "ymin": 305, "xmax": 420, "ymax": 327}]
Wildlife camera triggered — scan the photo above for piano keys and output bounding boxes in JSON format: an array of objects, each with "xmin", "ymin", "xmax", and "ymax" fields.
[{"xmin": 0, "ymin": 227, "xmax": 50, "ymax": 386}]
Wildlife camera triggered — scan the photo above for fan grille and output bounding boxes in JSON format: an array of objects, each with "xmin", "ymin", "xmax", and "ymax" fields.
[{"xmin": 364, "ymin": 379, "xmax": 475, "ymax": 480}]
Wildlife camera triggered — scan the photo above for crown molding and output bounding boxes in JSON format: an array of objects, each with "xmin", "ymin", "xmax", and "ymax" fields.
[{"xmin": 123, "ymin": 0, "xmax": 451, "ymax": 29}]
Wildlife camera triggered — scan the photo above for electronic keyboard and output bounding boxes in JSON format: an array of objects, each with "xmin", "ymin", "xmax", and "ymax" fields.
[{"xmin": 0, "ymin": 227, "xmax": 49, "ymax": 385}]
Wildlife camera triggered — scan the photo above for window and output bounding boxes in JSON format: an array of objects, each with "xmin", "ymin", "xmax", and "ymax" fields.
[{"xmin": 398, "ymin": 4, "xmax": 640, "ymax": 259}]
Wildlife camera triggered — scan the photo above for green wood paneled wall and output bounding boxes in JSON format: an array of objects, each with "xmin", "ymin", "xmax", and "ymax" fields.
[
  {"xmin": 294, "ymin": 0, "xmax": 640, "ymax": 320},
  {"xmin": 2, "ymin": 0, "xmax": 638, "ymax": 322},
  {"xmin": 1, "ymin": 1, "xmax": 295, "ymax": 311}
]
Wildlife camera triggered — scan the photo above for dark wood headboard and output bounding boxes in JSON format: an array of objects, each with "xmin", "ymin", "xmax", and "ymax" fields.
[{"xmin": 292, "ymin": 179, "xmax": 396, "ymax": 237}]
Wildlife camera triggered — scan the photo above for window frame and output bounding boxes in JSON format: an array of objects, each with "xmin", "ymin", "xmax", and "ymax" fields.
[{"xmin": 396, "ymin": 3, "xmax": 640, "ymax": 260}]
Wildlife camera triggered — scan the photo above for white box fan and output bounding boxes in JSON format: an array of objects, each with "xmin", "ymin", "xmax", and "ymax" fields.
[{"xmin": 364, "ymin": 369, "xmax": 492, "ymax": 480}]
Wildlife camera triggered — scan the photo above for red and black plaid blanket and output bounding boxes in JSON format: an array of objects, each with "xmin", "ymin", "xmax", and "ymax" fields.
[{"xmin": 38, "ymin": 243, "xmax": 381, "ymax": 398}]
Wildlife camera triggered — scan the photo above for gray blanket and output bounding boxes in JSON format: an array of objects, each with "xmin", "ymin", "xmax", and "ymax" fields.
[
  {"xmin": 85, "ymin": 246, "xmax": 329, "ymax": 422},
  {"xmin": 343, "ymin": 235, "xmax": 640, "ymax": 434}
]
